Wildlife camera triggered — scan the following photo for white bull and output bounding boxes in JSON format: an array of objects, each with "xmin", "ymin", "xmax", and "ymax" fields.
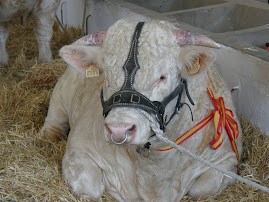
[
  {"xmin": 0, "ymin": 0, "xmax": 60, "ymax": 65},
  {"xmin": 42, "ymin": 19, "xmax": 242, "ymax": 201}
]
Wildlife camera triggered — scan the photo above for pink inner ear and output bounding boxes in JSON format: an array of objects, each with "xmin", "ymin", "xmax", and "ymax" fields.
[{"xmin": 61, "ymin": 47, "xmax": 90, "ymax": 71}]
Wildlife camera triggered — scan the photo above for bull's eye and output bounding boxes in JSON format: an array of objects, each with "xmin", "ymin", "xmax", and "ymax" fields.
[{"xmin": 160, "ymin": 75, "xmax": 166, "ymax": 80}]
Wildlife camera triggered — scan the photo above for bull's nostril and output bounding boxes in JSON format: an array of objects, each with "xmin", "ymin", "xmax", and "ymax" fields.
[
  {"xmin": 105, "ymin": 124, "xmax": 112, "ymax": 134},
  {"xmin": 128, "ymin": 125, "xmax": 136, "ymax": 132}
]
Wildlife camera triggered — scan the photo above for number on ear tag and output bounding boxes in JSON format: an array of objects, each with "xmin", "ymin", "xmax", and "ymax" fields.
[{"xmin": 86, "ymin": 65, "xmax": 99, "ymax": 77}]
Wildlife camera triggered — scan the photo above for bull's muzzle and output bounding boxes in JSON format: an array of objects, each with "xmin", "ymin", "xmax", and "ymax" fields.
[{"xmin": 105, "ymin": 123, "xmax": 136, "ymax": 145}]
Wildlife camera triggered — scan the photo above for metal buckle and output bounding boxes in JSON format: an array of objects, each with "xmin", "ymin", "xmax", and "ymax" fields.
[
  {"xmin": 136, "ymin": 145, "xmax": 150, "ymax": 157},
  {"xmin": 131, "ymin": 94, "xmax": 140, "ymax": 103},
  {"xmin": 113, "ymin": 94, "xmax": 121, "ymax": 104}
]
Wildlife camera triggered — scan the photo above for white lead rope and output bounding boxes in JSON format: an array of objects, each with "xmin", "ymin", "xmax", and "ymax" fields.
[{"xmin": 139, "ymin": 110, "xmax": 269, "ymax": 194}]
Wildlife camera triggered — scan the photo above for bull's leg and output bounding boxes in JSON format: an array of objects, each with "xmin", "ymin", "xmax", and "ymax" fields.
[
  {"xmin": 0, "ymin": 22, "xmax": 9, "ymax": 66},
  {"xmin": 41, "ymin": 104, "xmax": 69, "ymax": 141},
  {"xmin": 33, "ymin": 11, "xmax": 55, "ymax": 63},
  {"xmin": 41, "ymin": 80, "xmax": 70, "ymax": 141},
  {"xmin": 62, "ymin": 150, "xmax": 105, "ymax": 199},
  {"xmin": 188, "ymin": 158, "xmax": 236, "ymax": 199}
]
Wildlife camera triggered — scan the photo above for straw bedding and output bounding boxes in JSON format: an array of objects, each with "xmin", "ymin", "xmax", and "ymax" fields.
[{"xmin": 0, "ymin": 21, "xmax": 268, "ymax": 201}]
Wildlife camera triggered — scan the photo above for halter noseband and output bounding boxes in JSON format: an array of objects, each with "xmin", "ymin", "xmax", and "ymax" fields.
[{"xmin": 100, "ymin": 22, "xmax": 194, "ymax": 131}]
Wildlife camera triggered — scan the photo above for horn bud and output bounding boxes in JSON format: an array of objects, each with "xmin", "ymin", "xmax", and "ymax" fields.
[{"xmin": 174, "ymin": 30, "xmax": 220, "ymax": 48}]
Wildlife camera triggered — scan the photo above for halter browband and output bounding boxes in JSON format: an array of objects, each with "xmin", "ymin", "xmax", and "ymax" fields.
[{"xmin": 100, "ymin": 22, "xmax": 194, "ymax": 131}]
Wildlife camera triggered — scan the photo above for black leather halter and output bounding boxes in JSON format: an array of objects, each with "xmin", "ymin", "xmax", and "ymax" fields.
[{"xmin": 100, "ymin": 22, "xmax": 194, "ymax": 131}]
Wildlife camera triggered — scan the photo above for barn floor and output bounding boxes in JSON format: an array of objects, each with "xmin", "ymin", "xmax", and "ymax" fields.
[{"xmin": 0, "ymin": 21, "xmax": 268, "ymax": 201}]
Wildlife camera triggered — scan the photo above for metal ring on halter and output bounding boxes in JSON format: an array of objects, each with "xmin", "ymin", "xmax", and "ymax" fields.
[{"xmin": 111, "ymin": 131, "xmax": 128, "ymax": 145}]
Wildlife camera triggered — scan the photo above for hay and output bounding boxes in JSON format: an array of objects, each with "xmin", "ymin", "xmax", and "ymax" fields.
[
  {"xmin": 0, "ymin": 21, "xmax": 268, "ymax": 201},
  {"xmin": 5, "ymin": 20, "xmax": 81, "ymax": 65}
]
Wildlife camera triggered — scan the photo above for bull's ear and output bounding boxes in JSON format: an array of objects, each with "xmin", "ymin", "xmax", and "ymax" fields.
[
  {"xmin": 59, "ymin": 45, "xmax": 103, "ymax": 74},
  {"xmin": 178, "ymin": 47, "xmax": 216, "ymax": 77}
]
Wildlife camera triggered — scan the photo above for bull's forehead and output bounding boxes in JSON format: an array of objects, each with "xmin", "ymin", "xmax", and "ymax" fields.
[{"xmin": 103, "ymin": 20, "xmax": 180, "ymax": 97}]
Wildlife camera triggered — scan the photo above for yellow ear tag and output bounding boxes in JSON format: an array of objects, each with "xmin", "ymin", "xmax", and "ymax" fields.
[
  {"xmin": 188, "ymin": 58, "xmax": 201, "ymax": 75},
  {"xmin": 86, "ymin": 65, "xmax": 99, "ymax": 77}
]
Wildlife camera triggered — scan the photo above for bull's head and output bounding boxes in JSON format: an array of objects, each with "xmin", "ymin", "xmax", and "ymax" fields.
[{"xmin": 60, "ymin": 19, "xmax": 219, "ymax": 146}]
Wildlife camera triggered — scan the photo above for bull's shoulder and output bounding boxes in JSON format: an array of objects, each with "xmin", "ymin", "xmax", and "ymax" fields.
[
  {"xmin": 207, "ymin": 66, "xmax": 235, "ymax": 111},
  {"xmin": 54, "ymin": 66, "xmax": 104, "ymax": 106},
  {"xmin": 54, "ymin": 67, "xmax": 84, "ymax": 93}
]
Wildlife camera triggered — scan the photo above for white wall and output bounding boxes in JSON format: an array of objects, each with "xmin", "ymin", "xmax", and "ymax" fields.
[
  {"xmin": 215, "ymin": 46, "xmax": 269, "ymax": 133},
  {"xmin": 56, "ymin": 0, "xmax": 85, "ymax": 28},
  {"xmin": 56, "ymin": 0, "xmax": 149, "ymax": 34}
]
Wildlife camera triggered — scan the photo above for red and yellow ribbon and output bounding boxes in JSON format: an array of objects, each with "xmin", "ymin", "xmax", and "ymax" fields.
[
  {"xmin": 158, "ymin": 113, "xmax": 213, "ymax": 151},
  {"xmin": 207, "ymin": 79, "xmax": 239, "ymax": 162},
  {"xmin": 158, "ymin": 75, "xmax": 240, "ymax": 164}
]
